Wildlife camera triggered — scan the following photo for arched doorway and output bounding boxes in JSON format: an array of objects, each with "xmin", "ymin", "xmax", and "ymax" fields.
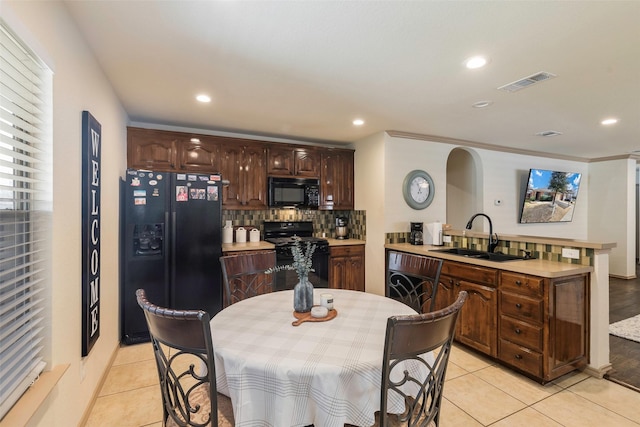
[{"xmin": 446, "ymin": 148, "xmax": 482, "ymax": 228}]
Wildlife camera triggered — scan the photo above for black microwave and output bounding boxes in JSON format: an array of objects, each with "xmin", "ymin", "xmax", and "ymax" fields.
[{"xmin": 268, "ymin": 177, "xmax": 320, "ymax": 209}]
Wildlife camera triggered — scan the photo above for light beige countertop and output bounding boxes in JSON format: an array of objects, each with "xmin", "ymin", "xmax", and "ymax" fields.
[
  {"xmin": 326, "ymin": 238, "xmax": 366, "ymax": 246},
  {"xmin": 222, "ymin": 241, "xmax": 275, "ymax": 253},
  {"xmin": 385, "ymin": 243, "xmax": 593, "ymax": 278}
]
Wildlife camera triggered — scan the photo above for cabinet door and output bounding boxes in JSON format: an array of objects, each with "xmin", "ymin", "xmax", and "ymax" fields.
[
  {"xmin": 546, "ymin": 274, "xmax": 589, "ymax": 379},
  {"xmin": 329, "ymin": 245, "xmax": 365, "ymax": 291},
  {"xmin": 178, "ymin": 137, "xmax": 220, "ymax": 172},
  {"xmin": 320, "ymin": 150, "xmax": 354, "ymax": 210},
  {"xmin": 295, "ymin": 149, "xmax": 320, "ymax": 177},
  {"xmin": 127, "ymin": 128, "xmax": 178, "ymax": 171},
  {"xmin": 219, "ymin": 144, "xmax": 243, "ymax": 207},
  {"xmin": 455, "ymin": 280, "xmax": 497, "ymax": 357},
  {"xmin": 267, "ymin": 146, "xmax": 294, "ymax": 176},
  {"xmin": 434, "ymin": 274, "xmax": 455, "ymax": 311},
  {"xmin": 242, "ymin": 143, "xmax": 268, "ymax": 209},
  {"xmin": 334, "ymin": 151, "xmax": 354, "ymax": 209}
]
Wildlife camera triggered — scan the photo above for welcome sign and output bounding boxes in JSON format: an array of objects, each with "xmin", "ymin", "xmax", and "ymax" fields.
[{"xmin": 81, "ymin": 111, "xmax": 101, "ymax": 356}]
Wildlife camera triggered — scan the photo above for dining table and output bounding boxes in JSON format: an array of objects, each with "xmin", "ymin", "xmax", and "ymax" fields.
[{"xmin": 210, "ymin": 288, "xmax": 431, "ymax": 427}]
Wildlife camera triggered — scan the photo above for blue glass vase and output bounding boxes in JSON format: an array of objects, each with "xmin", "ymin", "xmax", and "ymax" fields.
[{"xmin": 293, "ymin": 275, "xmax": 314, "ymax": 313}]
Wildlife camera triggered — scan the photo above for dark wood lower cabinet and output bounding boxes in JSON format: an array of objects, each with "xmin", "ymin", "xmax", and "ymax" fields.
[
  {"xmin": 385, "ymin": 249, "xmax": 589, "ymax": 383},
  {"xmin": 329, "ymin": 245, "xmax": 365, "ymax": 291}
]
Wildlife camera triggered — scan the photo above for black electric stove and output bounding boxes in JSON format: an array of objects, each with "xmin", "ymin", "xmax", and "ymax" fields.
[{"xmin": 263, "ymin": 221, "xmax": 329, "ymax": 290}]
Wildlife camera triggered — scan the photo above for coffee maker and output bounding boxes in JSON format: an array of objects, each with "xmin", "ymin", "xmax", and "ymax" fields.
[
  {"xmin": 409, "ymin": 222, "xmax": 423, "ymax": 245},
  {"xmin": 335, "ymin": 216, "xmax": 348, "ymax": 239}
]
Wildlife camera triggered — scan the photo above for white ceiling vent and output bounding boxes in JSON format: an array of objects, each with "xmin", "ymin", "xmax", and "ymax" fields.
[
  {"xmin": 536, "ymin": 130, "xmax": 563, "ymax": 137},
  {"xmin": 498, "ymin": 72, "xmax": 557, "ymax": 92}
]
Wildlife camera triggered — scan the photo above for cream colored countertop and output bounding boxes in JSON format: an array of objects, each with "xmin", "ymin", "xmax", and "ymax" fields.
[
  {"xmin": 222, "ymin": 241, "xmax": 275, "ymax": 253},
  {"xmin": 385, "ymin": 243, "xmax": 592, "ymax": 278},
  {"xmin": 326, "ymin": 238, "xmax": 366, "ymax": 246}
]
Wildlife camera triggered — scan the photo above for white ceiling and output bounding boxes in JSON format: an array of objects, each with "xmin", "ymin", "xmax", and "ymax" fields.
[{"xmin": 64, "ymin": 1, "xmax": 640, "ymax": 160}]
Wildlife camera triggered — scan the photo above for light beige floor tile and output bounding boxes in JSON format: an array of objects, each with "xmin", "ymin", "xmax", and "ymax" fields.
[
  {"xmin": 99, "ymin": 359, "xmax": 159, "ymax": 396},
  {"xmin": 440, "ymin": 397, "xmax": 483, "ymax": 426},
  {"xmin": 533, "ymin": 389, "xmax": 640, "ymax": 427},
  {"xmin": 445, "ymin": 360, "xmax": 470, "ymax": 380},
  {"xmin": 443, "ymin": 372, "xmax": 526, "ymax": 425},
  {"xmin": 448, "ymin": 345, "xmax": 494, "ymax": 373},
  {"xmin": 550, "ymin": 370, "xmax": 590, "ymax": 389},
  {"xmin": 473, "ymin": 365, "xmax": 562, "ymax": 405},
  {"xmin": 568, "ymin": 377, "xmax": 640, "ymax": 423},
  {"xmin": 85, "ymin": 384, "xmax": 162, "ymax": 427},
  {"xmin": 491, "ymin": 407, "xmax": 564, "ymax": 427},
  {"xmin": 113, "ymin": 342, "xmax": 154, "ymax": 366}
]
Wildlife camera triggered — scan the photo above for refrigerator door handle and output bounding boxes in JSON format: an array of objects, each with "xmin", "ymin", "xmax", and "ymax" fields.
[{"xmin": 170, "ymin": 211, "xmax": 177, "ymax": 293}]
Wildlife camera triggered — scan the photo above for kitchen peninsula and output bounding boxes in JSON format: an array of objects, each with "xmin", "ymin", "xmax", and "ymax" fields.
[{"xmin": 386, "ymin": 231, "xmax": 615, "ymax": 383}]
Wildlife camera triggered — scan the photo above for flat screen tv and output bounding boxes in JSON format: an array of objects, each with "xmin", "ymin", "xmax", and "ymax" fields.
[{"xmin": 519, "ymin": 169, "xmax": 582, "ymax": 223}]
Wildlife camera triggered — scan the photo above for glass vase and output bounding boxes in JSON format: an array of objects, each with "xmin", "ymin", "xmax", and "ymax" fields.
[{"xmin": 293, "ymin": 275, "xmax": 314, "ymax": 313}]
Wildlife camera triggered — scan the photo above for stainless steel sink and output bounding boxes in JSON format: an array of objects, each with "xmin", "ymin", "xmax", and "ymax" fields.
[{"xmin": 431, "ymin": 248, "xmax": 534, "ymax": 262}]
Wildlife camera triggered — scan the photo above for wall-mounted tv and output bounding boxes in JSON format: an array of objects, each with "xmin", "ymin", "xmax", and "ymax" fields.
[{"xmin": 519, "ymin": 169, "xmax": 582, "ymax": 223}]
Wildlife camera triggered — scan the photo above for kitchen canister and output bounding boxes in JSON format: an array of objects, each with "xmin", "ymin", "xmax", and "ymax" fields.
[
  {"xmin": 222, "ymin": 221, "xmax": 233, "ymax": 244},
  {"xmin": 249, "ymin": 228, "xmax": 260, "ymax": 242},
  {"xmin": 235, "ymin": 227, "xmax": 247, "ymax": 243}
]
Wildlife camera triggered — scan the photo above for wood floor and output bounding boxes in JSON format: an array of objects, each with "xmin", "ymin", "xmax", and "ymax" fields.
[{"xmin": 605, "ymin": 269, "xmax": 640, "ymax": 391}]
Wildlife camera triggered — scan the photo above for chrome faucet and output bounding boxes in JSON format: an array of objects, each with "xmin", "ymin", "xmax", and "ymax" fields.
[{"xmin": 465, "ymin": 213, "xmax": 499, "ymax": 253}]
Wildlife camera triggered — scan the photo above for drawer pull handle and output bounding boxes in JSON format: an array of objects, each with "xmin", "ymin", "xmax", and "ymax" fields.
[
  {"xmin": 515, "ymin": 354, "xmax": 522, "ymax": 360},
  {"xmin": 515, "ymin": 280, "xmax": 522, "ymax": 286},
  {"xmin": 515, "ymin": 328, "xmax": 521, "ymax": 334},
  {"xmin": 515, "ymin": 303, "xmax": 522, "ymax": 309}
]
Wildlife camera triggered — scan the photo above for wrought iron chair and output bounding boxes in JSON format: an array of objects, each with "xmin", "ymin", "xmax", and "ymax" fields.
[
  {"xmin": 387, "ymin": 251, "xmax": 444, "ymax": 313},
  {"xmin": 219, "ymin": 250, "xmax": 276, "ymax": 307},
  {"xmin": 380, "ymin": 291, "xmax": 468, "ymax": 427},
  {"xmin": 135, "ymin": 289, "xmax": 234, "ymax": 427}
]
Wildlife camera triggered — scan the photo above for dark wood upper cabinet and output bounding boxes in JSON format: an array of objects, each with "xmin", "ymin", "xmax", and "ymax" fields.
[
  {"xmin": 127, "ymin": 127, "xmax": 179, "ymax": 171},
  {"xmin": 128, "ymin": 127, "xmax": 353, "ymax": 210},
  {"xmin": 267, "ymin": 145, "xmax": 320, "ymax": 178},
  {"xmin": 320, "ymin": 149, "xmax": 354, "ymax": 210}
]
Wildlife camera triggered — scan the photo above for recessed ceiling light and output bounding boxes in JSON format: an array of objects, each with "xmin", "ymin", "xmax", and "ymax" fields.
[
  {"xmin": 352, "ymin": 119, "xmax": 364, "ymax": 126},
  {"xmin": 472, "ymin": 100, "xmax": 492, "ymax": 108},
  {"xmin": 465, "ymin": 56, "xmax": 488, "ymax": 69},
  {"xmin": 196, "ymin": 94, "xmax": 211, "ymax": 103},
  {"xmin": 601, "ymin": 118, "xmax": 618, "ymax": 125},
  {"xmin": 190, "ymin": 138, "xmax": 200, "ymax": 143}
]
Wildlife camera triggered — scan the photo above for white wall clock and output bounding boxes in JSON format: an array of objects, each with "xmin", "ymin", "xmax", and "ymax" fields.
[{"xmin": 402, "ymin": 169, "xmax": 435, "ymax": 210}]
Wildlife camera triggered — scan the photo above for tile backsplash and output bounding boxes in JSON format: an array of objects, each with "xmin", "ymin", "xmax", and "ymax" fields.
[
  {"xmin": 385, "ymin": 232, "xmax": 594, "ymax": 266},
  {"xmin": 223, "ymin": 209, "xmax": 366, "ymax": 240}
]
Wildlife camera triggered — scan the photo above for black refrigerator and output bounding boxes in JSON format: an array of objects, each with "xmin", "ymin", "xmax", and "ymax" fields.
[{"xmin": 120, "ymin": 169, "xmax": 223, "ymax": 344}]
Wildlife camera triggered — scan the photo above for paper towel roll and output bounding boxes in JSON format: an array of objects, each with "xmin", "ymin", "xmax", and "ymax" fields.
[{"xmin": 426, "ymin": 222, "xmax": 443, "ymax": 245}]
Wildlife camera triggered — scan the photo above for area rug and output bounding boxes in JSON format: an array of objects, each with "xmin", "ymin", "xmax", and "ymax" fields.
[{"xmin": 609, "ymin": 314, "xmax": 640, "ymax": 343}]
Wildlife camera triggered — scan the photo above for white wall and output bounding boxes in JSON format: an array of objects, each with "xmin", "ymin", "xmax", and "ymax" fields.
[
  {"xmin": 3, "ymin": 1, "xmax": 128, "ymax": 426},
  {"xmin": 588, "ymin": 159, "xmax": 635, "ymax": 278},
  {"xmin": 355, "ymin": 132, "xmax": 637, "ymax": 292},
  {"xmin": 353, "ymin": 132, "xmax": 386, "ymax": 295}
]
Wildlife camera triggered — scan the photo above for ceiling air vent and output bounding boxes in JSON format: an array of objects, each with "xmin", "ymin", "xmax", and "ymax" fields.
[
  {"xmin": 498, "ymin": 72, "xmax": 557, "ymax": 92},
  {"xmin": 536, "ymin": 130, "xmax": 563, "ymax": 137}
]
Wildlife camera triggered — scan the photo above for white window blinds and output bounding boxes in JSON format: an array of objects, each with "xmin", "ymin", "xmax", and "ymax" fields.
[{"xmin": 0, "ymin": 19, "xmax": 52, "ymax": 420}]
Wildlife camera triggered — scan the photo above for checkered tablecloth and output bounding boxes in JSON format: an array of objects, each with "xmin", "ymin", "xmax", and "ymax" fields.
[{"xmin": 211, "ymin": 289, "xmax": 430, "ymax": 427}]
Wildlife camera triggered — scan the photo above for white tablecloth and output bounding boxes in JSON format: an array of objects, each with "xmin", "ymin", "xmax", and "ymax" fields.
[{"xmin": 210, "ymin": 289, "xmax": 430, "ymax": 427}]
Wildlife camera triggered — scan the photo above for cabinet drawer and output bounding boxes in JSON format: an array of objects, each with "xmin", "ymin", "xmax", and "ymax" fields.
[
  {"xmin": 441, "ymin": 261, "xmax": 498, "ymax": 287},
  {"xmin": 331, "ymin": 245, "xmax": 364, "ymax": 257},
  {"xmin": 500, "ymin": 315, "xmax": 543, "ymax": 352},
  {"xmin": 501, "ymin": 272, "xmax": 543, "ymax": 297},
  {"xmin": 499, "ymin": 339, "xmax": 543, "ymax": 378},
  {"xmin": 500, "ymin": 292, "xmax": 543, "ymax": 323}
]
